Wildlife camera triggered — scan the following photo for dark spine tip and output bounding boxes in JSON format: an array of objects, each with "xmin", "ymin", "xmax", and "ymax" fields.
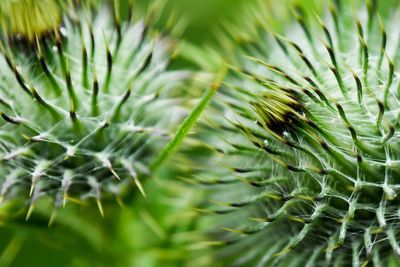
[
  {"xmin": 286, "ymin": 164, "xmax": 303, "ymax": 172},
  {"xmin": 249, "ymin": 181, "xmax": 263, "ymax": 188},
  {"xmin": 357, "ymin": 154, "xmax": 363, "ymax": 163},
  {"xmin": 383, "ymin": 125, "xmax": 395, "ymax": 143},
  {"xmin": 122, "ymin": 89, "xmax": 132, "ymax": 102},
  {"xmin": 69, "ymin": 111, "xmax": 77, "ymax": 120},
  {"xmin": 229, "ymin": 202, "xmax": 248, "ymax": 208},
  {"xmin": 1, "ymin": 113, "xmax": 20, "ymax": 124},
  {"xmin": 106, "ymin": 50, "xmax": 113, "ymax": 71},
  {"xmin": 348, "ymin": 126, "xmax": 357, "ymax": 141},
  {"xmin": 101, "ymin": 121, "xmax": 110, "ymax": 129},
  {"xmin": 318, "ymin": 168, "xmax": 329, "ymax": 175},
  {"xmin": 93, "ymin": 80, "xmax": 99, "ymax": 96},
  {"xmin": 233, "ymin": 168, "xmax": 252, "ymax": 173},
  {"xmin": 139, "ymin": 52, "xmax": 153, "ymax": 74},
  {"xmin": 320, "ymin": 140, "xmax": 330, "ymax": 152}
]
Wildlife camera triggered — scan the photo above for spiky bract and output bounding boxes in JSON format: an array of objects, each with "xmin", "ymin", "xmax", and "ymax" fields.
[
  {"xmin": 192, "ymin": 1, "xmax": 400, "ymax": 266},
  {"xmin": 0, "ymin": 1, "xmax": 191, "ymax": 213}
]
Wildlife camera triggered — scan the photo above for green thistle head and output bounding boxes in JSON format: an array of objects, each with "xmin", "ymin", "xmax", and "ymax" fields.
[
  {"xmin": 191, "ymin": 0, "xmax": 400, "ymax": 266},
  {"xmin": 0, "ymin": 0, "xmax": 191, "ymax": 217}
]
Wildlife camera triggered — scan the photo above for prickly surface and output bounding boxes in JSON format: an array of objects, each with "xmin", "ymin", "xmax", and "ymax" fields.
[
  {"xmin": 193, "ymin": 1, "xmax": 400, "ymax": 266},
  {"xmin": 0, "ymin": 2, "xmax": 190, "ymax": 212}
]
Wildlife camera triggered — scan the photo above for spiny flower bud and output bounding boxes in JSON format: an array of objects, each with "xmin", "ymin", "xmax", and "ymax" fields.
[
  {"xmin": 0, "ymin": 1, "xmax": 191, "ymax": 218},
  {"xmin": 193, "ymin": 1, "xmax": 400, "ymax": 266}
]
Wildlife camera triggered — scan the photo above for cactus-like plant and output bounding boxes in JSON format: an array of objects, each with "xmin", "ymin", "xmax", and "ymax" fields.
[
  {"xmin": 189, "ymin": 0, "xmax": 400, "ymax": 266},
  {"xmin": 0, "ymin": 0, "xmax": 192, "ymax": 218}
]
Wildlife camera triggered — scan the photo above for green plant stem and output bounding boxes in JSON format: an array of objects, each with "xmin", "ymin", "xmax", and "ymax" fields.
[
  {"xmin": 151, "ymin": 67, "xmax": 227, "ymax": 172},
  {"xmin": 0, "ymin": 236, "xmax": 23, "ymax": 267}
]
